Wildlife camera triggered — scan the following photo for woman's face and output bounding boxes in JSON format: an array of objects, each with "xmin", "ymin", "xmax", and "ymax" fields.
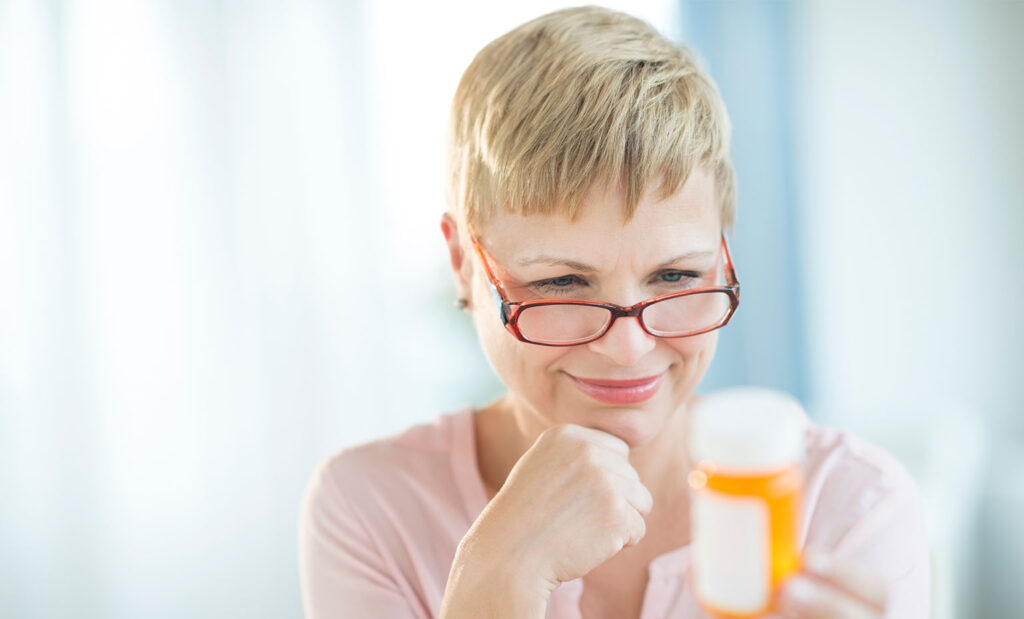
[{"xmin": 448, "ymin": 167, "xmax": 724, "ymax": 448}]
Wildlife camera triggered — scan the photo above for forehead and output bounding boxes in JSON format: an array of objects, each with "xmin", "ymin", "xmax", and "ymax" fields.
[{"xmin": 480, "ymin": 167, "xmax": 721, "ymax": 264}]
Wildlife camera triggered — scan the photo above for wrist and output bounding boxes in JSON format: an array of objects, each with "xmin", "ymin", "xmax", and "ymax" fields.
[{"xmin": 441, "ymin": 536, "xmax": 552, "ymax": 619}]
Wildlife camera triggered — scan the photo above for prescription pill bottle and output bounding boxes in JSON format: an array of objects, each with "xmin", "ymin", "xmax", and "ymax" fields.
[{"xmin": 687, "ymin": 387, "xmax": 806, "ymax": 618}]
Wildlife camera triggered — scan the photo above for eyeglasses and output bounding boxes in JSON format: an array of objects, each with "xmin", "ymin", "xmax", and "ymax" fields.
[{"xmin": 468, "ymin": 231, "xmax": 741, "ymax": 346}]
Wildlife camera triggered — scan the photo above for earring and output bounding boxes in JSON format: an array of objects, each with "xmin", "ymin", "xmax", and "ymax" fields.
[{"xmin": 456, "ymin": 298, "xmax": 469, "ymax": 310}]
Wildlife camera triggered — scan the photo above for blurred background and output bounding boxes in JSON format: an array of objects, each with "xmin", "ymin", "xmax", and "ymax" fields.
[{"xmin": 1, "ymin": 0, "xmax": 1021, "ymax": 617}]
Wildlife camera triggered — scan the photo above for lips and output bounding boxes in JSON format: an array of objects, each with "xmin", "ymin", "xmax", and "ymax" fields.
[{"xmin": 567, "ymin": 372, "xmax": 665, "ymax": 405}]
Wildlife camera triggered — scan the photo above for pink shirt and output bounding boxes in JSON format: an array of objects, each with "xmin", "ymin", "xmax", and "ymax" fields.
[{"xmin": 298, "ymin": 405, "xmax": 930, "ymax": 618}]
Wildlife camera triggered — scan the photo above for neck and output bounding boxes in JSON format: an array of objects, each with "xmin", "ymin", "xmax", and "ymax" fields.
[{"xmin": 626, "ymin": 399, "xmax": 693, "ymax": 500}]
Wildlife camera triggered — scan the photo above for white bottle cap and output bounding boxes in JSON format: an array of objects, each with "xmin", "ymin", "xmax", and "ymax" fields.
[{"xmin": 689, "ymin": 386, "xmax": 808, "ymax": 473}]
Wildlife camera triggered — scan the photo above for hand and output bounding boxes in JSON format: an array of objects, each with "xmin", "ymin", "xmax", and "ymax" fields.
[
  {"xmin": 772, "ymin": 548, "xmax": 888, "ymax": 619},
  {"xmin": 461, "ymin": 423, "xmax": 654, "ymax": 589}
]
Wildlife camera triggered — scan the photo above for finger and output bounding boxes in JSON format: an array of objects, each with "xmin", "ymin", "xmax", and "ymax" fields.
[
  {"xmin": 572, "ymin": 424, "xmax": 630, "ymax": 457},
  {"xmin": 600, "ymin": 451, "xmax": 641, "ymax": 481},
  {"xmin": 628, "ymin": 479, "xmax": 654, "ymax": 516},
  {"xmin": 802, "ymin": 548, "xmax": 888, "ymax": 610},
  {"xmin": 776, "ymin": 576, "xmax": 880, "ymax": 619},
  {"xmin": 607, "ymin": 471, "xmax": 654, "ymax": 516},
  {"xmin": 623, "ymin": 506, "xmax": 647, "ymax": 546}
]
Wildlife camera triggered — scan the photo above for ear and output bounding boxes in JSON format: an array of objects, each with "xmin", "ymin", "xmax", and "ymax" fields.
[{"xmin": 440, "ymin": 212, "xmax": 473, "ymax": 305}]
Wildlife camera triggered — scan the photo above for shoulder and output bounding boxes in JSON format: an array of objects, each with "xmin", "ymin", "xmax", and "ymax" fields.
[
  {"xmin": 298, "ymin": 412, "xmax": 472, "ymax": 617},
  {"xmin": 300, "ymin": 408, "xmax": 476, "ymax": 543},
  {"xmin": 305, "ymin": 410, "xmax": 465, "ymax": 509}
]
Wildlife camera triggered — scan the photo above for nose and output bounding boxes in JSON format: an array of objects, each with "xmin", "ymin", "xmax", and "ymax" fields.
[{"xmin": 585, "ymin": 314, "xmax": 657, "ymax": 366}]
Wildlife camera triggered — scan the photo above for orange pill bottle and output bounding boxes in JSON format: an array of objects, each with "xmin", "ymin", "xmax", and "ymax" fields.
[{"xmin": 687, "ymin": 387, "xmax": 806, "ymax": 618}]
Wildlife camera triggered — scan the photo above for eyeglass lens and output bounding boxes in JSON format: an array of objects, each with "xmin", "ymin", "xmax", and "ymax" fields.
[{"xmin": 515, "ymin": 291, "xmax": 732, "ymax": 345}]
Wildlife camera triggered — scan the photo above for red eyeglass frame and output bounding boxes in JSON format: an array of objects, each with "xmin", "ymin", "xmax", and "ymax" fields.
[{"xmin": 468, "ymin": 231, "xmax": 742, "ymax": 346}]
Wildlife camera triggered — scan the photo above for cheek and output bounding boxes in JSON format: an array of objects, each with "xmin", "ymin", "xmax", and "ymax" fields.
[
  {"xmin": 662, "ymin": 332, "xmax": 719, "ymax": 401},
  {"xmin": 667, "ymin": 331, "xmax": 719, "ymax": 368},
  {"xmin": 473, "ymin": 309, "xmax": 566, "ymax": 384}
]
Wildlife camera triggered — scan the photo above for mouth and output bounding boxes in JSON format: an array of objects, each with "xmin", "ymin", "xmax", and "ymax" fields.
[{"xmin": 566, "ymin": 372, "xmax": 666, "ymax": 405}]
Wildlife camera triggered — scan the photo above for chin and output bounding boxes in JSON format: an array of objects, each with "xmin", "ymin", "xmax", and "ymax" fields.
[{"xmin": 582, "ymin": 405, "xmax": 664, "ymax": 448}]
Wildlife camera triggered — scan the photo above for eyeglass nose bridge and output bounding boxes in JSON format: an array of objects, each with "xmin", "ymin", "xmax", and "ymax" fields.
[{"xmin": 597, "ymin": 303, "xmax": 654, "ymax": 339}]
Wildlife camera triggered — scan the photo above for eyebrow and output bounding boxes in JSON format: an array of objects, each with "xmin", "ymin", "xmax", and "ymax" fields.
[{"xmin": 515, "ymin": 250, "xmax": 718, "ymax": 272}]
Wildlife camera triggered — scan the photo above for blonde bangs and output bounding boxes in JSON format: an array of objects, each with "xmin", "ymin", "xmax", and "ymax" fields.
[{"xmin": 446, "ymin": 7, "xmax": 735, "ymax": 231}]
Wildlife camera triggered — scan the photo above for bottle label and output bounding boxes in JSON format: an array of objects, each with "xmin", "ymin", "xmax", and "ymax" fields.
[{"xmin": 692, "ymin": 488, "xmax": 770, "ymax": 614}]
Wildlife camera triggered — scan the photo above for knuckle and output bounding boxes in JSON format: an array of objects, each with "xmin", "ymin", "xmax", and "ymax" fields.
[
  {"xmin": 634, "ymin": 512, "xmax": 647, "ymax": 537},
  {"xmin": 622, "ymin": 512, "xmax": 646, "ymax": 546},
  {"xmin": 539, "ymin": 424, "xmax": 575, "ymax": 450},
  {"xmin": 639, "ymin": 483, "xmax": 654, "ymax": 512},
  {"xmin": 542, "ymin": 423, "xmax": 570, "ymax": 441},
  {"xmin": 565, "ymin": 438, "xmax": 600, "ymax": 465},
  {"xmin": 612, "ymin": 493, "xmax": 633, "ymax": 521},
  {"xmin": 581, "ymin": 440, "xmax": 603, "ymax": 462},
  {"xmin": 594, "ymin": 485, "xmax": 623, "ymax": 519},
  {"xmin": 594, "ymin": 475, "xmax": 619, "ymax": 504},
  {"xmin": 623, "ymin": 463, "xmax": 641, "ymax": 481}
]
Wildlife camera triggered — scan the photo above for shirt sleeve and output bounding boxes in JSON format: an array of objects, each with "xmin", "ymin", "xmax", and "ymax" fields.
[
  {"xmin": 831, "ymin": 462, "xmax": 931, "ymax": 618},
  {"xmin": 298, "ymin": 460, "xmax": 419, "ymax": 619}
]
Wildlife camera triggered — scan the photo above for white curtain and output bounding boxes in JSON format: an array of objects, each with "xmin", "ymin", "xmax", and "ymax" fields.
[{"xmin": 0, "ymin": 1, "xmax": 677, "ymax": 617}]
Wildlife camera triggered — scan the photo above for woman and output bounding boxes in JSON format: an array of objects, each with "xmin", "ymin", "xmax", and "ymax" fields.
[{"xmin": 299, "ymin": 6, "xmax": 929, "ymax": 618}]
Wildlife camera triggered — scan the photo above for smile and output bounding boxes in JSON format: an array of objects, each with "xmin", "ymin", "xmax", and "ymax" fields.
[{"xmin": 567, "ymin": 372, "xmax": 666, "ymax": 405}]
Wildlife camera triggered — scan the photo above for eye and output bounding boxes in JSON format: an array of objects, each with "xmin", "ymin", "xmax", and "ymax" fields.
[
  {"xmin": 547, "ymin": 275, "xmax": 577, "ymax": 287},
  {"xmin": 657, "ymin": 270, "xmax": 701, "ymax": 284},
  {"xmin": 530, "ymin": 274, "xmax": 587, "ymax": 296}
]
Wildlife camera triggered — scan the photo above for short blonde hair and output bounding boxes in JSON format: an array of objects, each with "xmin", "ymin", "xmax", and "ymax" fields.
[{"xmin": 447, "ymin": 6, "xmax": 735, "ymax": 231}]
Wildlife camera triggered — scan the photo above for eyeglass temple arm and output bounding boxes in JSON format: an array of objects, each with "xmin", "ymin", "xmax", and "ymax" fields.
[
  {"xmin": 722, "ymin": 233, "xmax": 739, "ymax": 285},
  {"xmin": 469, "ymin": 234, "xmax": 509, "ymax": 295},
  {"xmin": 469, "ymin": 233, "xmax": 515, "ymax": 322}
]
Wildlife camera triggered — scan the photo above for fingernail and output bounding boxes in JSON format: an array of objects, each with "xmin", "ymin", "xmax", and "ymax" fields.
[
  {"xmin": 802, "ymin": 549, "xmax": 831, "ymax": 575},
  {"xmin": 784, "ymin": 577, "xmax": 816, "ymax": 603}
]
